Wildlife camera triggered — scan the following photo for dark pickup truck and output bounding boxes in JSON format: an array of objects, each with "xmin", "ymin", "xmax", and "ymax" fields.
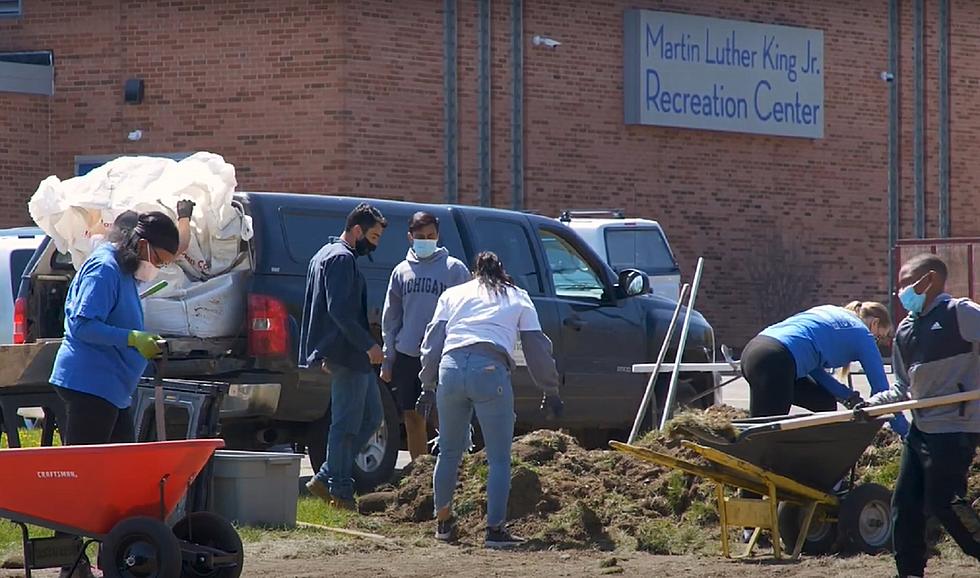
[{"xmin": 16, "ymin": 192, "xmax": 717, "ymax": 490}]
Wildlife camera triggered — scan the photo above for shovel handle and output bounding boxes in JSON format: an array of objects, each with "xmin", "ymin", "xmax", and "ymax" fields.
[{"xmin": 154, "ymin": 339, "xmax": 168, "ymax": 442}]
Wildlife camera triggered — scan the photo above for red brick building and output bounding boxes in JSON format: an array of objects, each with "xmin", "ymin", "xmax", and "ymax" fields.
[{"xmin": 0, "ymin": 1, "xmax": 975, "ymax": 346}]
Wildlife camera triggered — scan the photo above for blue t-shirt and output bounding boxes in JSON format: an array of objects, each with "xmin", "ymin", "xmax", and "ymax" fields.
[{"xmin": 50, "ymin": 244, "xmax": 147, "ymax": 408}]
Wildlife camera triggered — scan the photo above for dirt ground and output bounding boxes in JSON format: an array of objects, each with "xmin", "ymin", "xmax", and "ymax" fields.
[
  {"xmin": 3, "ymin": 536, "xmax": 979, "ymax": 578},
  {"xmin": 242, "ymin": 536, "xmax": 980, "ymax": 578}
]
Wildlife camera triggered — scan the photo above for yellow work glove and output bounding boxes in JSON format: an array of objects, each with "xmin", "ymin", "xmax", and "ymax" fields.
[{"xmin": 128, "ymin": 330, "xmax": 163, "ymax": 360}]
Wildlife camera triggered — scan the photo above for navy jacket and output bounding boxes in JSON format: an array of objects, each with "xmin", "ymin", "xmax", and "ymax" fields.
[{"xmin": 298, "ymin": 238, "xmax": 376, "ymax": 371}]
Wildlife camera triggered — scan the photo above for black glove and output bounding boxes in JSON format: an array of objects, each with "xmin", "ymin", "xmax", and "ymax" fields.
[
  {"xmin": 540, "ymin": 393, "xmax": 564, "ymax": 420},
  {"xmin": 176, "ymin": 199, "xmax": 196, "ymax": 220},
  {"xmin": 415, "ymin": 388, "xmax": 436, "ymax": 421},
  {"xmin": 841, "ymin": 391, "xmax": 865, "ymax": 410}
]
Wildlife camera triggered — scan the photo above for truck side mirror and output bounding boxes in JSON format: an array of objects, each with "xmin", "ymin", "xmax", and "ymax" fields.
[{"xmin": 618, "ymin": 269, "xmax": 649, "ymax": 297}]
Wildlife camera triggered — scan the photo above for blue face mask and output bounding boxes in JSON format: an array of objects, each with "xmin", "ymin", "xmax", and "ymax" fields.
[
  {"xmin": 899, "ymin": 284, "xmax": 927, "ymax": 315},
  {"xmin": 413, "ymin": 239, "xmax": 438, "ymax": 259}
]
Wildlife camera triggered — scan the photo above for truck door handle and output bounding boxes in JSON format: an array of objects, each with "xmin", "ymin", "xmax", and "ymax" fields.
[{"xmin": 563, "ymin": 317, "xmax": 586, "ymax": 331}]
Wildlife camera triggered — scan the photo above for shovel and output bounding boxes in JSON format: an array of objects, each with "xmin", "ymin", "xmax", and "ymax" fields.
[{"xmin": 154, "ymin": 339, "xmax": 169, "ymax": 442}]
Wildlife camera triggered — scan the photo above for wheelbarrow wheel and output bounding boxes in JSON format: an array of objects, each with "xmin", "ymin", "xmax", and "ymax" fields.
[
  {"xmin": 777, "ymin": 503, "xmax": 838, "ymax": 555},
  {"xmin": 172, "ymin": 511, "xmax": 244, "ymax": 578},
  {"xmin": 102, "ymin": 516, "xmax": 182, "ymax": 578},
  {"xmin": 839, "ymin": 483, "xmax": 893, "ymax": 554}
]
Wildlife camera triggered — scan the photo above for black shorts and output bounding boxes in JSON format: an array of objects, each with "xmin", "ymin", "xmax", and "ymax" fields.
[{"xmin": 391, "ymin": 352, "xmax": 423, "ymax": 412}]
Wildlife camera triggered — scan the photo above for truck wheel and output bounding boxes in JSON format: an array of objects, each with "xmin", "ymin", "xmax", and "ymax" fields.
[
  {"xmin": 172, "ymin": 511, "xmax": 243, "ymax": 578},
  {"xmin": 353, "ymin": 381, "xmax": 400, "ymax": 493},
  {"xmin": 777, "ymin": 502, "xmax": 838, "ymax": 555},
  {"xmin": 102, "ymin": 516, "xmax": 182, "ymax": 578},
  {"xmin": 305, "ymin": 381, "xmax": 401, "ymax": 493},
  {"xmin": 839, "ymin": 483, "xmax": 893, "ymax": 554}
]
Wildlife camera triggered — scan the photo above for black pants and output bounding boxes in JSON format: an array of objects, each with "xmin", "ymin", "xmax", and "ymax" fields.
[
  {"xmin": 54, "ymin": 386, "xmax": 135, "ymax": 445},
  {"xmin": 741, "ymin": 335, "xmax": 837, "ymax": 417},
  {"xmin": 893, "ymin": 424, "xmax": 980, "ymax": 577}
]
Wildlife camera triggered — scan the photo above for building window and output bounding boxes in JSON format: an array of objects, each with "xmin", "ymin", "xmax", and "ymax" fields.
[{"xmin": 0, "ymin": 1, "xmax": 21, "ymax": 18}]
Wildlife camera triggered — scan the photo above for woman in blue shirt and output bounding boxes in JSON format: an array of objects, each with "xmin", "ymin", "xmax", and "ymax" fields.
[
  {"xmin": 50, "ymin": 211, "xmax": 180, "ymax": 446},
  {"xmin": 742, "ymin": 301, "xmax": 909, "ymax": 436}
]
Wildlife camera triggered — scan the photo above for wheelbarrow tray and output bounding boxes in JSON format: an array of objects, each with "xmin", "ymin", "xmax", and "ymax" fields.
[
  {"xmin": 682, "ymin": 417, "xmax": 885, "ymax": 492},
  {"xmin": 0, "ymin": 439, "xmax": 223, "ymax": 537}
]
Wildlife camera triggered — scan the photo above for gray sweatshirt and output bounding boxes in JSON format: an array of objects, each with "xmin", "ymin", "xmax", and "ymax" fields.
[{"xmin": 381, "ymin": 246, "xmax": 470, "ymax": 372}]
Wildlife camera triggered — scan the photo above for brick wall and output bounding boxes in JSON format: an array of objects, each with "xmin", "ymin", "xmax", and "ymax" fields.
[
  {"xmin": 0, "ymin": 93, "xmax": 49, "ymax": 227},
  {"xmin": 1, "ymin": 0, "xmax": 978, "ymax": 346}
]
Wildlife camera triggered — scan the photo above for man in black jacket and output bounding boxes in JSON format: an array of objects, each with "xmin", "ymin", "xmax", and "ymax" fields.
[{"xmin": 299, "ymin": 203, "xmax": 387, "ymax": 510}]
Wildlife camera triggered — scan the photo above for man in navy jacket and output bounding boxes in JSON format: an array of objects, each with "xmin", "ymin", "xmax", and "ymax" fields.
[{"xmin": 299, "ymin": 203, "xmax": 387, "ymax": 510}]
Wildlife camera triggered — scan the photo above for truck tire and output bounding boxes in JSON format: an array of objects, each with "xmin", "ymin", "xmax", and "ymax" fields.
[{"xmin": 305, "ymin": 380, "xmax": 401, "ymax": 494}]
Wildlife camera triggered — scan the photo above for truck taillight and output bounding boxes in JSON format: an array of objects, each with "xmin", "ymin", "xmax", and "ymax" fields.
[
  {"xmin": 248, "ymin": 294, "xmax": 289, "ymax": 357},
  {"xmin": 13, "ymin": 297, "xmax": 27, "ymax": 344}
]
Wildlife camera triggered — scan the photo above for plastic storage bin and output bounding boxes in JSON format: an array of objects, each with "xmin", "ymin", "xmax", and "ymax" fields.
[{"xmin": 211, "ymin": 450, "xmax": 303, "ymax": 527}]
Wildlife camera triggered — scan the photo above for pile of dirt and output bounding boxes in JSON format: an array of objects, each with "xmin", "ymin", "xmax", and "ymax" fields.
[
  {"xmin": 662, "ymin": 405, "xmax": 749, "ymax": 443},
  {"xmin": 375, "ymin": 425, "xmax": 723, "ymax": 552}
]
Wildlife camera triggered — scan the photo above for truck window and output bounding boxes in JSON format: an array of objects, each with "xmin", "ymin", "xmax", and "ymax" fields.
[
  {"xmin": 538, "ymin": 230, "xmax": 605, "ymax": 301},
  {"xmin": 282, "ymin": 210, "xmax": 410, "ymax": 268},
  {"xmin": 470, "ymin": 218, "xmax": 542, "ymax": 295},
  {"xmin": 9, "ymin": 249, "xmax": 32, "ymax": 296},
  {"xmin": 604, "ymin": 228, "xmax": 678, "ymax": 274}
]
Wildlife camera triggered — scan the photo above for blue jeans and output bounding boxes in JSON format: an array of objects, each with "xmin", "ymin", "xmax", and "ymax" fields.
[
  {"xmin": 315, "ymin": 365, "xmax": 383, "ymax": 501},
  {"xmin": 433, "ymin": 349, "xmax": 515, "ymax": 529}
]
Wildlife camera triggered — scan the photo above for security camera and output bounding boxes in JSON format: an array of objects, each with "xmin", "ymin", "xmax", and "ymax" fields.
[
  {"xmin": 532, "ymin": 35, "xmax": 561, "ymax": 48},
  {"xmin": 880, "ymin": 71, "xmax": 895, "ymax": 83}
]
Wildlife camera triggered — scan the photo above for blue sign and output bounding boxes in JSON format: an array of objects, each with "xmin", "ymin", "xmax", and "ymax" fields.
[{"xmin": 624, "ymin": 10, "xmax": 824, "ymax": 138}]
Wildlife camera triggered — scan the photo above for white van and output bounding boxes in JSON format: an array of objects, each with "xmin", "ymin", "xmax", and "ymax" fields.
[
  {"xmin": 558, "ymin": 210, "xmax": 682, "ymax": 301},
  {"xmin": 0, "ymin": 227, "xmax": 45, "ymax": 344}
]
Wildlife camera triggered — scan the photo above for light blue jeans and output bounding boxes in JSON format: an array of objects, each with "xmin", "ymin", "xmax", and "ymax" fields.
[
  {"xmin": 433, "ymin": 349, "xmax": 515, "ymax": 529},
  {"xmin": 315, "ymin": 364, "xmax": 383, "ymax": 501}
]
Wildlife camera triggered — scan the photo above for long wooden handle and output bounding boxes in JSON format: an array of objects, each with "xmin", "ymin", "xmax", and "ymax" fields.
[{"xmin": 740, "ymin": 389, "xmax": 980, "ymax": 439}]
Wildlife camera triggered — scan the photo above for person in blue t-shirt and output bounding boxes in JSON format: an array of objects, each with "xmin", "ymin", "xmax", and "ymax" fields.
[
  {"xmin": 742, "ymin": 301, "xmax": 909, "ymax": 437},
  {"xmin": 50, "ymin": 211, "xmax": 180, "ymax": 446}
]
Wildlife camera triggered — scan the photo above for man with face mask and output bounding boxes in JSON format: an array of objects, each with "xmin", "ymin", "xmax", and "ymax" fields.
[
  {"xmin": 299, "ymin": 202, "xmax": 388, "ymax": 511},
  {"xmin": 858, "ymin": 254, "xmax": 980, "ymax": 577},
  {"xmin": 380, "ymin": 212, "xmax": 470, "ymax": 459}
]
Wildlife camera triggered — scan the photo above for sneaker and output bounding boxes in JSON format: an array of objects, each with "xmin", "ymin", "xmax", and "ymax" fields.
[
  {"xmin": 435, "ymin": 516, "xmax": 457, "ymax": 542},
  {"xmin": 485, "ymin": 526, "xmax": 525, "ymax": 549},
  {"xmin": 306, "ymin": 477, "xmax": 331, "ymax": 501},
  {"xmin": 306, "ymin": 478, "xmax": 356, "ymax": 511}
]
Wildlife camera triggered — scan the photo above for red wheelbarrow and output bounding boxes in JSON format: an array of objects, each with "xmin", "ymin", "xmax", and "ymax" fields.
[{"xmin": 0, "ymin": 439, "xmax": 243, "ymax": 578}]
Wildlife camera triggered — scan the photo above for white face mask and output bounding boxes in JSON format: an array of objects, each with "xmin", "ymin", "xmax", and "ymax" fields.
[{"xmin": 135, "ymin": 260, "xmax": 160, "ymax": 283}]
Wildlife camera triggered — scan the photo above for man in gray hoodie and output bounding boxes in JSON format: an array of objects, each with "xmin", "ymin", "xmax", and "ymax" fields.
[{"xmin": 380, "ymin": 211, "xmax": 470, "ymax": 459}]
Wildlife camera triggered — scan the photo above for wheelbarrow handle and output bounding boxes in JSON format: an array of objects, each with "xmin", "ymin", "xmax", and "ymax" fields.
[{"xmin": 739, "ymin": 389, "xmax": 980, "ymax": 440}]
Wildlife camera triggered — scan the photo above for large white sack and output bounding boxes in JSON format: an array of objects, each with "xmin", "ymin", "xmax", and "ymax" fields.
[
  {"xmin": 28, "ymin": 152, "xmax": 252, "ymax": 274},
  {"xmin": 28, "ymin": 152, "xmax": 254, "ymax": 338}
]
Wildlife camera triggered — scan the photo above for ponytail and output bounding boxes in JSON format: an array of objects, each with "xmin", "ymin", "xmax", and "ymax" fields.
[
  {"xmin": 473, "ymin": 251, "xmax": 515, "ymax": 296},
  {"xmin": 838, "ymin": 300, "xmax": 892, "ymax": 381}
]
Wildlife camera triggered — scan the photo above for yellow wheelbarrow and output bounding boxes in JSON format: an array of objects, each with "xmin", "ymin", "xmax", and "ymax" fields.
[{"xmin": 612, "ymin": 390, "xmax": 980, "ymax": 560}]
